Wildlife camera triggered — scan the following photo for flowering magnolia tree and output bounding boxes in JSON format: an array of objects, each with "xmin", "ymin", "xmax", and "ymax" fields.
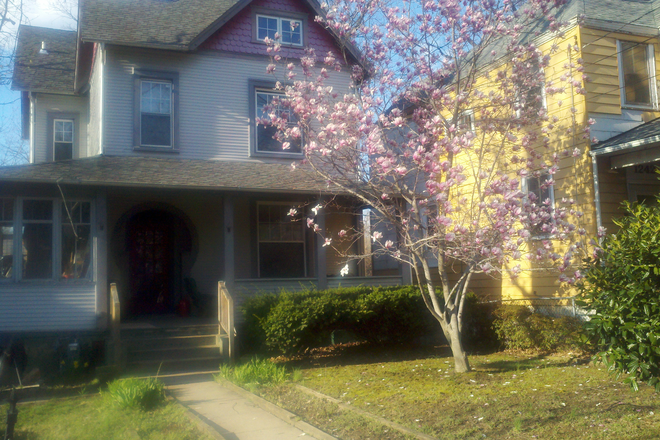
[{"xmin": 265, "ymin": 0, "xmax": 595, "ymax": 372}]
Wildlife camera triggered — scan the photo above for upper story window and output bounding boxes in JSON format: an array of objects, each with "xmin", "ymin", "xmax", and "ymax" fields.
[
  {"xmin": 47, "ymin": 113, "xmax": 78, "ymax": 161},
  {"xmin": 618, "ymin": 40, "xmax": 657, "ymax": 109},
  {"xmin": 134, "ymin": 71, "xmax": 179, "ymax": 151},
  {"xmin": 53, "ymin": 119, "xmax": 74, "ymax": 161},
  {"xmin": 514, "ymin": 56, "xmax": 546, "ymax": 119},
  {"xmin": 256, "ymin": 14, "xmax": 303, "ymax": 46},
  {"xmin": 249, "ymin": 80, "xmax": 303, "ymax": 157},
  {"xmin": 457, "ymin": 110, "xmax": 475, "ymax": 132},
  {"xmin": 522, "ymin": 172, "xmax": 555, "ymax": 238}
]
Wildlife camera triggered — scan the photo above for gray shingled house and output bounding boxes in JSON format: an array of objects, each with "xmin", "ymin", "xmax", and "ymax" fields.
[{"xmin": 0, "ymin": 0, "xmax": 409, "ymax": 367}]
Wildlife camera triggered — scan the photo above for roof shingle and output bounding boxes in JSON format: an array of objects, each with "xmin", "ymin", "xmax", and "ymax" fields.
[
  {"xmin": 12, "ymin": 26, "xmax": 77, "ymax": 94},
  {"xmin": 0, "ymin": 155, "xmax": 336, "ymax": 194}
]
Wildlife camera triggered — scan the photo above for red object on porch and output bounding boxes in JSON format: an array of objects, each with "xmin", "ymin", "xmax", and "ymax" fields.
[{"xmin": 177, "ymin": 297, "xmax": 191, "ymax": 317}]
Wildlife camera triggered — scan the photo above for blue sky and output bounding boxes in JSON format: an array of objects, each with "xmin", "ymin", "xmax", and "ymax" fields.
[{"xmin": 0, "ymin": 0, "xmax": 77, "ymax": 163}]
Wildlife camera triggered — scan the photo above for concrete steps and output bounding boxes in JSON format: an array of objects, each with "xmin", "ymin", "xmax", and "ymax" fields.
[{"xmin": 121, "ymin": 324, "xmax": 226, "ymax": 370}]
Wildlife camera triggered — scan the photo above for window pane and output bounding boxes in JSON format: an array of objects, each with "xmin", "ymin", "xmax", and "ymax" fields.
[
  {"xmin": 0, "ymin": 198, "xmax": 13, "ymax": 221},
  {"xmin": 257, "ymin": 16, "xmax": 278, "ymax": 41},
  {"xmin": 1, "ymin": 224, "xmax": 12, "ymax": 278},
  {"xmin": 281, "ymin": 20, "xmax": 302, "ymax": 45},
  {"xmin": 22, "ymin": 223, "xmax": 52, "ymax": 279},
  {"xmin": 622, "ymin": 42, "xmax": 651, "ymax": 106},
  {"xmin": 23, "ymin": 200, "xmax": 53, "ymax": 221},
  {"xmin": 54, "ymin": 142, "xmax": 73, "ymax": 161},
  {"xmin": 141, "ymin": 114, "xmax": 172, "ymax": 146},
  {"xmin": 61, "ymin": 224, "xmax": 91, "ymax": 279},
  {"xmin": 259, "ymin": 242, "xmax": 305, "ymax": 278}
]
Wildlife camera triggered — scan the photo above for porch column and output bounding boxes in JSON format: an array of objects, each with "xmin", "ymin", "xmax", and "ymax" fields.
[
  {"xmin": 95, "ymin": 190, "xmax": 108, "ymax": 330},
  {"xmin": 223, "ymin": 195, "xmax": 235, "ymax": 289},
  {"xmin": 316, "ymin": 202, "xmax": 328, "ymax": 290}
]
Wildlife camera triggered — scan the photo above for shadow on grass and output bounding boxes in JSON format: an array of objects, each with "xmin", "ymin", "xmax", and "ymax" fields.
[
  {"xmin": 274, "ymin": 342, "xmax": 456, "ymax": 370},
  {"xmin": 476, "ymin": 354, "xmax": 590, "ymax": 373}
]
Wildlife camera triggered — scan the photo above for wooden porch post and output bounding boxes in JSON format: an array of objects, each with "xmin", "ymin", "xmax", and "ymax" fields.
[
  {"xmin": 95, "ymin": 190, "xmax": 109, "ymax": 330},
  {"xmin": 316, "ymin": 200, "xmax": 328, "ymax": 290},
  {"xmin": 223, "ymin": 195, "xmax": 235, "ymax": 290}
]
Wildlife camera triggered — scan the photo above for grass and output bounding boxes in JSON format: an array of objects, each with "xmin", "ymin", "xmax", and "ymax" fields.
[
  {"xmin": 247, "ymin": 346, "xmax": 660, "ymax": 439},
  {"xmin": 216, "ymin": 357, "xmax": 293, "ymax": 387},
  {"xmin": 0, "ymin": 393, "xmax": 214, "ymax": 440}
]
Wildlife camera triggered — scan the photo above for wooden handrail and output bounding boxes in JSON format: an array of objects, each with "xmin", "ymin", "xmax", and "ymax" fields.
[
  {"xmin": 218, "ymin": 281, "xmax": 235, "ymax": 360},
  {"xmin": 110, "ymin": 283, "xmax": 122, "ymax": 366}
]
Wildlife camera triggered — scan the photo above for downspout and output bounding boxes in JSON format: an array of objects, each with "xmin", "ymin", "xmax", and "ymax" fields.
[
  {"xmin": 29, "ymin": 92, "xmax": 35, "ymax": 163},
  {"xmin": 589, "ymin": 151, "xmax": 603, "ymax": 236},
  {"xmin": 99, "ymin": 43, "xmax": 105, "ymax": 155}
]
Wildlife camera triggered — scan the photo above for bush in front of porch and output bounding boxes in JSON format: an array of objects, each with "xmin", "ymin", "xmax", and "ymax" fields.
[{"xmin": 241, "ymin": 286, "xmax": 439, "ymax": 355}]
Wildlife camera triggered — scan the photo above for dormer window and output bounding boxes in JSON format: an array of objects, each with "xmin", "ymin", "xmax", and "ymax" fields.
[{"xmin": 255, "ymin": 13, "xmax": 304, "ymax": 46}]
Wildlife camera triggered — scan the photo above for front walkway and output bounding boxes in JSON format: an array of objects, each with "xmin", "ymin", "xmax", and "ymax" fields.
[{"xmin": 162, "ymin": 372, "xmax": 333, "ymax": 440}]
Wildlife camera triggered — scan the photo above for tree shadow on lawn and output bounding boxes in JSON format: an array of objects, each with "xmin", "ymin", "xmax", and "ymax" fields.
[
  {"xmin": 474, "ymin": 353, "xmax": 590, "ymax": 373},
  {"xmin": 274, "ymin": 341, "xmax": 457, "ymax": 370}
]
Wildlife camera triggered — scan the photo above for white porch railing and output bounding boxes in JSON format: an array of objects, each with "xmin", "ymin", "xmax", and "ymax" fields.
[{"xmin": 218, "ymin": 281, "xmax": 235, "ymax": 360}]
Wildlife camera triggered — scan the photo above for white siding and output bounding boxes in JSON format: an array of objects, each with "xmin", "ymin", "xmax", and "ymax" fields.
[
  {"xmin": 104, "ymin": 46, "xmax": 353, "ymax": 161},
  {"xmin": 88, "ymin": 50, "xmax": 103, "ymax": 157},
  {"xmin": 0, "ymin": 283, "xmax": 97, "ymax": 332},
  {"xmin": 33, "ymin": 93, "xmax": 89, "ymax": 163}
]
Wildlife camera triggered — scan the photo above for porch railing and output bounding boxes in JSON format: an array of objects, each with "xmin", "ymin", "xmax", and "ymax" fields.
[
  {"xmin": 218, "ymin": 281, "xmax": 235, "ymax": 360},
  {"xmin": 109, "ymin": 283, "xmax": 123, "ymax": 367}
]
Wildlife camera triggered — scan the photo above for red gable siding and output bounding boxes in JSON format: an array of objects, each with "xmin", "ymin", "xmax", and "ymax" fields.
[{"xmin": 199, "ymin": 0, "xmax": 344, "ymax": 62}]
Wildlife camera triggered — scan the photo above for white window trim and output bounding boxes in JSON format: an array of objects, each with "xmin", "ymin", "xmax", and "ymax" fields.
[
  {"xmin": 256, "ymin": 201, "xmax": 307, "ymax": 278},
  {"xmin": 139, "ymin": 79, "xmax": 174, "ymax": 148},
  {"xmin": 457, "ymin": 109, "xmax": 475, "ymax": 132},
  {"xmin": 53, "ymin": 118, "xmax": 74, "ymax": 161},
  {"xmin": 515, "ymin": 57, "xmax": 547, "ymax": 119},
  {"xmin": 617, "ymin": 40, "xmax": 658, "ymax": 110},
  {"xmin": 255, "ymin": 14, "xmax": 304, "ymax": 46},
  {"xmin": 1, "ymin": 197, "xmax": 94, "ymax": 282},
  {"xmin": 250, "ymin": 82, "xmax": 304, "ymax": 158}
]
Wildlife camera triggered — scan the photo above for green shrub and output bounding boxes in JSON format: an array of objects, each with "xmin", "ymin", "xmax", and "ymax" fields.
[
  {"xmin": 217, "ymin": 358, "xmax": 291, "ymax": 386},
  {"xmin": 578, "ymin": 201, "xmax": 660, "ymax": 391},
  {"xmin": 493, "ymin": 305, "xmax": 585, "ymax": 352},
  {"xmin": 241, "ymin": 286, "xmax": 439, "ymax": 355},
  {"xmin": 105, "ymin": 377, "xmax": 165, "ymax": 410},
  {"xmin": 461, "ymin": 292, "xmax": 499, "ymax": 351}
]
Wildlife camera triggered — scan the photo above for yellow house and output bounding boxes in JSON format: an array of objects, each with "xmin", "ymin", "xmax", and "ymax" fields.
[{"xmin": 455, "ymin": 0, "xmax": 660, "ymax": 300}]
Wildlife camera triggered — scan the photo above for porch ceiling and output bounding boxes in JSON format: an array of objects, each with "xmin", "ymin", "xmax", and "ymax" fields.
[{"xmin": 0, "ymin": 155, "xmax": 342, "ymax": 194}]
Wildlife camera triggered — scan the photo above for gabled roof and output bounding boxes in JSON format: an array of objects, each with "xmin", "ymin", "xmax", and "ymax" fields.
[
  {"xmin": 0, "ymin": 156, "xmax": 335, "ymax": 194},
  {"xmin": 80, "ymin": 0, "xmax": 243, "ymax": 51},
  {"xmin": 12, "ymin": 26, "xmax": 77, "ymax": 94},
  {"xmin": 591, "ymin": 117, "xmax": 660, "ymax": 156}
]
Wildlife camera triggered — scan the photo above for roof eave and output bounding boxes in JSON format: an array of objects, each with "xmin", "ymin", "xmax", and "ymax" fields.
[{"xmin": 590, "ymin": 135, "xmax": 660, "ymax": 157}]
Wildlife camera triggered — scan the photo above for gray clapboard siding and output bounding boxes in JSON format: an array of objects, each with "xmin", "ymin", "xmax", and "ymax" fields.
[
  {"xmin": 103, "ymin": 47, "xmax": 352, "ymax": 161},
  {"xmin": 0, "ymin": 283, "xmax": 97, "ymax": 332},
  {"xmin": 33, "ymin": 93, "xmax": 89, "ymax": 163}
]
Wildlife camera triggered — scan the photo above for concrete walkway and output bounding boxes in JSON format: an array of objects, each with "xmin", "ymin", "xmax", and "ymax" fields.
[{"xmin": 162, "ymin": 372, "xmax": 333, "ymax": 440}]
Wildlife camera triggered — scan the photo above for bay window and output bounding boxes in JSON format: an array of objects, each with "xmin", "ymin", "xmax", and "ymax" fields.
[{"xmin": 0, "ymin": 198, "xmax": 92, "ymax": 281}]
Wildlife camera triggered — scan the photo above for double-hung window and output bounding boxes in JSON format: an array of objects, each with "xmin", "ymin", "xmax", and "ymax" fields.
[
  {"xmin": 134, "ymin": 71, "xmax": 179, "ymax": 150},
  {"xmin": 618, "ymin": 40, "xmax": 657, "ymax": 108},
  {"xmin": 257, "ymin": 203, "xmax": 306, "ymax": 278},
  {"xmin": 514, "ymin": 56, "xmax": 546, "ymax": 119},
  {"xmin": 53, "ymin": 119, "xmax": 74, "ymax": 161},
  {"xmin": 522, "ymin": 173, "xmax": 555, "ymax": 238},
  {"xmin": 250, "ymin": 81, "xmax": 303, "ymax": 156},
  {"xmin": 0, "ymin": 198, "xmax": 92, "ymax": 281},
  {"xmin": 256, "ymin": 14, "xmax": 303, "ymax": 46}
]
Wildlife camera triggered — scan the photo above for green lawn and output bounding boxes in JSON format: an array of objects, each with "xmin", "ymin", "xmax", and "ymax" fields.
[
  {"xmin": 0, "ymin": 394, "xmax": 213, "ymax": 440},
  {"xmin": 256, "ymin": 348, "xmax": 660, "ymax": 439}
]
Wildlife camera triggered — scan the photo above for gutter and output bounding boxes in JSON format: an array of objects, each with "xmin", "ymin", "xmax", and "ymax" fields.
[
  {"xmin": 590, "ymin": 153, "xmax": 603, "ymax": 237},
  {"xmin": 590, "ymin": 134, "xmax": 660, "ymax": 156}
]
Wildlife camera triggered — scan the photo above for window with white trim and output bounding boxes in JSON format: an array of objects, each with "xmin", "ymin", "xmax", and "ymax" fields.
[
  {"xmin": 256, "ymin": 14, "xmax": 303, "ymax": 46},
  {"xmin": 618, "ymin": 40, "xmax": 657, "ymax": 108},
  {"xmin": 257, "ymin": 203, "xmax": 306, "ymax": 278},
  {"xmin": 0, "ymin": 198, "xmax": 92, "ymax": 281},
  {"xmin": 522, "ymin": 173, "xmax": 555, "ymax": 238},
  {"xmin": 140, "ymin": 80, "xmax": 173, "ymax": 147},
  {"xmin": 253, "ymin": 87, "xmax": 302, "ymax": 155},
  {"xmin": 514, "ymin": 56, "xmax": 546, "ymax": 119},
  {"xmin": 53, "ymin": 119, "xmax": 74, "ymax": 161},
  {"xmin": 457, "ymin": 109, "xmax": 475, "ymax": 132}
]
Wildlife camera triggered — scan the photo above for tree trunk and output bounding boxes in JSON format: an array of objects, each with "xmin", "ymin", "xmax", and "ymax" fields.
[{"xmin": 448, "ymin": 310, "xmax": 471, "ymax": 372}]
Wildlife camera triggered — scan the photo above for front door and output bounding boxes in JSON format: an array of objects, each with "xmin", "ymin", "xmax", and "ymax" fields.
[{"xmin": 127, "ymin": 210, "xmax": 174, "ymax": 315}]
